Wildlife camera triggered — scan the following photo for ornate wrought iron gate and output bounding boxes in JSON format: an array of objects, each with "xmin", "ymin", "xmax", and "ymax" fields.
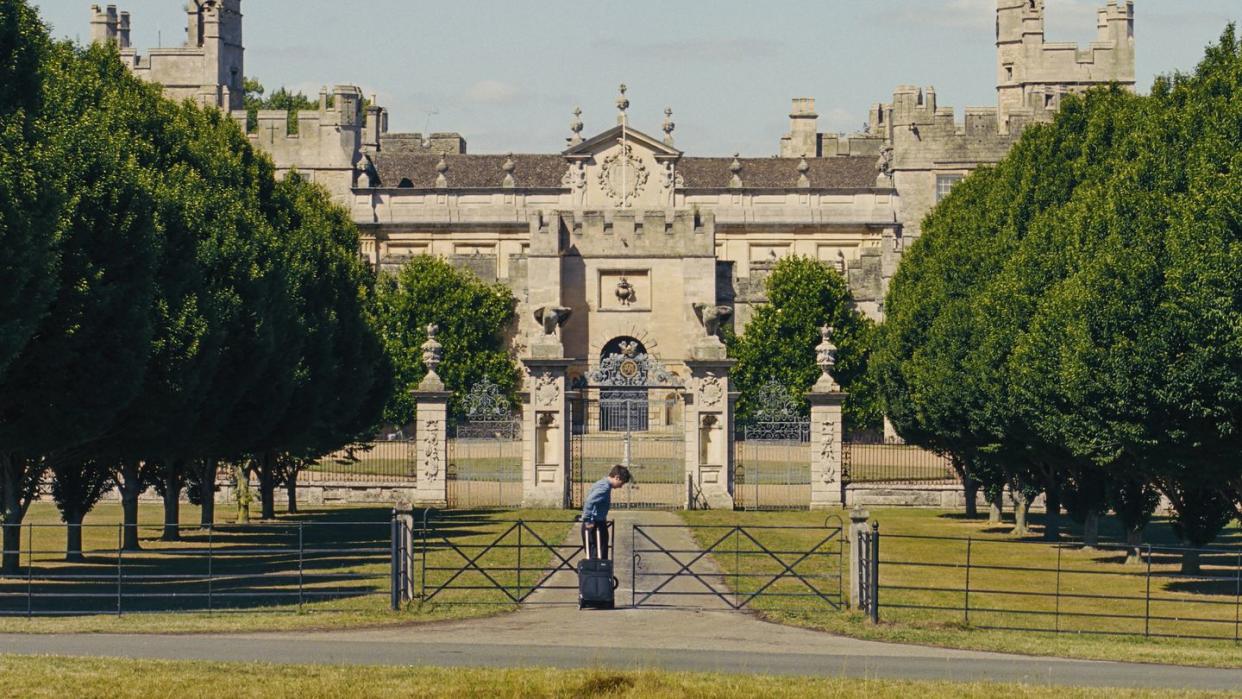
[
  {"xmin": 735, "ymin": 379, "xmax": 811, "ymax": 510},
  {"xmin": 447, "ymin": 378, "xmax": 522, "ymax": 508},
  {"xmin": 571, "ymin": 347, "xmax": 686, "ymax": 510}
]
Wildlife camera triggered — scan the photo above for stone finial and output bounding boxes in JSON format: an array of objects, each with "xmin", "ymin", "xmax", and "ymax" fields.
[
  {"xmin": 797, "ymin": 155, "xmax": 810, "ymax": 188},
  {"xmin": 569, "ymin": 106, "xmax": 584, "ymax": 146},
  {"xmin": 616, "ymin": 84, "xmax": 629, "ymax": 126},
  {"xmin": 435, "ymin": 155, "xmax": 448, "ymax": 188},
  {"xmin": 729, "ymin": 154, "xmax": 743, "ymax": 189},
  {"xmin": 815, "ymin": 325, "xmax": 841, "ymax": 391},
  {"xmin": 418, "ymin": 324, "xmax": 445, "ymax": 391},
  {"xmin": 662, "ymin": 107, "xmax": 676, "ymax": 146},
  {"xmin": 502, "ymin": 154, "xmax": 516, "ymax": 188}
]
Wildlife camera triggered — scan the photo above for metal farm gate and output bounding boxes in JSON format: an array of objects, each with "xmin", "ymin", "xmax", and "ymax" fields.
[
  {"xmin": 735, "ymin": 379, "xmax": 811, "ymax": 510},
  {"xmin": 571, "ymin": 346, "xmax": 686, "ymax": 510},
  {"xmin": 447, "ymin": 378, "xmax": 523, "ymax": 508}
]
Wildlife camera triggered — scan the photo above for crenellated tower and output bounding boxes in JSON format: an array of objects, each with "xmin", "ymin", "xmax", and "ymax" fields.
[{"xmin": 996, "ymin": 0, "xmax": 1135, "ymax": 127}]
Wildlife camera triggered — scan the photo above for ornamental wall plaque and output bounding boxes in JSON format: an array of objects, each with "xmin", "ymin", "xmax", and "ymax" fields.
[{"xmin": 597, "ymin": 144, "xmax": 648, "ymax": 205}]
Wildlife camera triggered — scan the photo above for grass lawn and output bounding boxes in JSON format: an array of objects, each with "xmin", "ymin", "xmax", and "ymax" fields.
[
  {"xmin": 0, "ymin": 655, "xmax": 1229, "ymax": 699},
  {"xmin": 0, "ymin": 502, "xmax": 572, "ymax": 634},
  {"xmin": 681, "ymin": 508, "xmax": 1242, "ymax": 669}
]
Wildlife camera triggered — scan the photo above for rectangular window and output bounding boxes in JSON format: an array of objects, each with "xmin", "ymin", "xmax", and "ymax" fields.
[{"xmin": 936, "ymin": 174, "xmax": 964, "ymax": 202}]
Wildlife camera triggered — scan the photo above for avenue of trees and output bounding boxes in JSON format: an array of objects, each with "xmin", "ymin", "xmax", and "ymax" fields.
[
  {"xmin": 875, "ymin": 29, "xmax": 1242, "ymax": 569},
  {"xmin": 0, "ymin": 2, "xmax": 391, "ymax": 568},
  {"xmin": 727, "ymin": 256, "xmax": 881, "ymax": 431}
]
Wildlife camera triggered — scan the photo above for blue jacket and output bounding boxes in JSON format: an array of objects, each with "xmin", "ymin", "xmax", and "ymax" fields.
[{"xmin": 581, "ymin": 477, "xmax": 612, "ymax": 522}]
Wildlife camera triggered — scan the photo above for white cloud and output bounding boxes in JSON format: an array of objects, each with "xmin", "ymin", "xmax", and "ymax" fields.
[{"xmin": 466, "ymin": 80, "xmax": 522, "ymax": 105}]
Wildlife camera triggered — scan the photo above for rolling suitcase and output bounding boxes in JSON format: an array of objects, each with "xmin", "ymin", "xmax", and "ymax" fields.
[{"xmin": 578, "ymin": 524, "xmax": 618, "ymax": 610}]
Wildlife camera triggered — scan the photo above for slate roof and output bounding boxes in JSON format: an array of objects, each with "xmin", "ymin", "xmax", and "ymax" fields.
[
  {"xmin": 370, "ymin": 154, "xmax": 566, "ymax": 189},
  {"xmin": 677, "ymin": 156, "xmax": 879, "ymax": 189},
  {"xmin": 366, "ymin": 153, "xmax": 880, "ymax": 190}
]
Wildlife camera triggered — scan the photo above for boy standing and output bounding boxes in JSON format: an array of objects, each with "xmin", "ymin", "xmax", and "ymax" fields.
[{"xmin": 581, "ymin": 464, "xmax": 631, "ymax": 559}]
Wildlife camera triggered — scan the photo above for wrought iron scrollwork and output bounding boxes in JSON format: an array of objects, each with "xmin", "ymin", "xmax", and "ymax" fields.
[
  {"xmin": 456, "ymin": 377, "xmax": 520, "ymax": 440},
  {"xmin": 585, "ymin": 351, "xmax": 683, "ymax": 388},
  {"xmin": 744, "ymin": 378, "xmax": 810, "ymax": 442}
]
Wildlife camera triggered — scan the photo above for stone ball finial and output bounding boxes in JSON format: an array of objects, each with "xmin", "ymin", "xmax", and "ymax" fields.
[
  {"xmin": 798, "ymin": 156, "xmax": 810, "ymax": 174},
  {"xmin": 435, "ymin": 155, "xmax": 448, "ymax": 174},
  {"xmin": 502, "ymin": 154, "xmax": 515, "ymax": 173},
  {"xmin": 730, "ymin": 154, "xmax": 742, "ymax": 173}
]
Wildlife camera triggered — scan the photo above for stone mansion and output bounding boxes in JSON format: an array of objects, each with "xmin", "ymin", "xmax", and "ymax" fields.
[
  {"xmin": 87, "ymin": 0, "xmax": 1135, "ymax": 509},
  {"xmin": 88, "ymin": 0, "xmax": 1135, "ymax": 338}
]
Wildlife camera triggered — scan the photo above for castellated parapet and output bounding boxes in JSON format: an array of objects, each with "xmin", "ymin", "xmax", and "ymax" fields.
[
  {"xmin": 996, "ymin": 0, "xmax": 1135, "ymax": 126},
  {"xmin": 228, "ymin": 86, "xmax": 368, "ymax": 201},
  {"xmin": 94, "ymin": 1, "xmax": 244, "ymax": 112}
]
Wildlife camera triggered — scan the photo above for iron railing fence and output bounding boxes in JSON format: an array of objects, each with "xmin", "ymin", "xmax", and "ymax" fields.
[
  {"xmin": 407, "ymin": 513, "xmax": 592, "ymax": 605},
  {"xmin": 0, "ymin": 521, "xmax": 392, "ymax": 617},
  {"xmin": 842, "ymin": 438, "xmax": 958, "ymax": 485},
  {"xmin": 298, "ymin": 440, "xmax": 417, "ymax": 483},
  {"xmin": 870, "ymin": 531, "xmax": 1242, "ymax": 642},
  {"xmin": 632, "ymin": 523, "xmax": 844, "ymax": 610}
]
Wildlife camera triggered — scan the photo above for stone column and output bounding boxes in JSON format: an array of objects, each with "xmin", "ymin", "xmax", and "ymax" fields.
[
  {"xmin": 808, "ymin": 325, "xmax": 847, "ymax": 510},
  {"xmin": 411, "ymin": 325, "xmax": 449, "ymax": 508},
  {"xmin": 522, "ymin": 310, "xmax": 574, "ymax": 509},
  {"xmin": 685, "ymin": 339, "xmax": 736, "ymax": 510}
]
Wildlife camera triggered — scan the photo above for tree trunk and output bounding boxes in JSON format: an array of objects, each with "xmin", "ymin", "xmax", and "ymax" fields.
[
  {"xmin": 1124, "ymin": 527, "xmax": 1143, "ymax": 565},
  {"xmin": 962, "ymin": 476, "xmax": 979, "ymax": 519},
  {"xmin": 160, "ymin": 465, "xmax": 183, "ymax": 542},
  {"xmin": 286, "ymin": 469, "xmax": 298, "ymax": 514},
  {"xmin": 1, "ymin": 455, "xmax": 23, "ymax": 574},
  {"xmin": 259, "ymin": 452, "xmax": 276, "ymax": 521},
  {"xmin": 116, "ymin": 460, "xmax": 142, "ymax": 551},
  {"xmin": 1082, "ymin": 510, "xmax": 1100, "ymax": 550},
  {"xmin": 1182, "ymin": 548, "xmax": 1201, "ymax": 575},
  {"xmin": 199, "ymin": 460, "xmax": 216, "ymax": 529},
  {"xmin": 989, "ymin": 499, "xmax": 1003, "ymax": 524},
  {"xmin": 1012, "ymin": 491, "xmax": 1031, "ymax": 537},
  {"xmin": 65, "ymin": 510, "xmax": 85, "ymax": 563},
  {"xmin": 235, "ymin": 463, "xmax": 251, "ymax": 524},
  {"xmin": 1042, "ymin": 477, "xmax": 1061, "ymax": 542}
]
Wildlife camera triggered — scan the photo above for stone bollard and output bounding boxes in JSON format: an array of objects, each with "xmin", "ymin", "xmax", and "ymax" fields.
[{"xmin": 848, "ymin": 506, "xmax": 870, "ymax": 609}]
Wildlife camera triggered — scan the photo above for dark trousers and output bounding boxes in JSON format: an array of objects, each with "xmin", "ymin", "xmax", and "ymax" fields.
[{"xmin": 582, "ymin": 521, "xmax": 610, "ymax": 560}]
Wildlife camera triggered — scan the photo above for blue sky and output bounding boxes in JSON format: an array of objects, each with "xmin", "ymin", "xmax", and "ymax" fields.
[{"xmin": 40, "ymin": 1, "xmax": 1240, "ymax": 156}]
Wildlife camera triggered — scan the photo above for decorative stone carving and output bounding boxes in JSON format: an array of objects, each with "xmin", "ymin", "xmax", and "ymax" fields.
[
  {"xmin": 692, "ymin": 303, "xmax": 733, "ymax": 338},
  {"xmin": 615, "ymin": 83, "xmax": 629, "ymax": 125},
  {"xmin": 421, "ymin": 324, "xmax": 442, "ymax": 375},
  {"xmin": 729, "ymin": 154, "xmax": 743, "ymax": 188},
  {"xmin": 422, "ymin": 418, "xmax": 442, "ymax": 482},
  {"xmin": 435, "ymin": 155, "xmax": 448, "ymax": 188},
  {"xmin": 818, "ymin": 420, "xmax": 837, "ymax": 484},
  {"xmin": 534, "ymin": 371, "xmax": 560, "ymax": 408},
  {"xmin": 662, "ymin": 106, "xmax": 676, "ymax": 146},
  {"xmin": 877, "ymin": 144, "xmax": 894, "ymax": 178},
  {"xmin": 615, "ymin": 277, "xmax": 636, "ymax": 307},
  {"xmin": 699, "ymin": 373, "xmax": 724, "ymax": 408},
  {"xmin": 797, "ymin": 156, "xmax": 810, "ymax": 188},
  {"xmin": 568, "ymin": 106, "xmax": 584, "ymax": 146},
  {"xmin": 816, "ymin": 324, "xmax": 839, "ymax": 388},
  {"xmin": 598, "ymin": 144, "xmax": 648, "ymax": 205},
  {"xmin": 501, "ymin": 154, "xmax": 515, "ymax": 188},
  {"xmin": 533, "ymin": 305, "xmax": 572, "ymax": 336}
]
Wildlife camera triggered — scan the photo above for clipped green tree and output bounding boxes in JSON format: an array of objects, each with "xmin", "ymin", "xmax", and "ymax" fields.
[
  {"xmin": 727, "ymin": 255, "xmax": 880, "ymax": 430},
  {"xmin": 374, "ymin": 255, "xmax": 518, "ymax": 424}
]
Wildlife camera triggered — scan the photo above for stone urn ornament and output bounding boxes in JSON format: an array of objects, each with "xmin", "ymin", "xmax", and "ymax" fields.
[{"xmin": 815, "ymin": 324, "xmax": 840, "ymax": 391}]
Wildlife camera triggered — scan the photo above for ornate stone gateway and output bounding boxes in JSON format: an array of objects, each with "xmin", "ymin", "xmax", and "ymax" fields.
[
  {"xmin": 735, "ymin": 379, "xmax": 811, "ymax": 510},
  {"xmin": 447, "ymin": 377, "xmax": 523, "ymax": 508},
  {"xmin": 571, "ymin": 346, "xmax": 686, "ymax": 510}
]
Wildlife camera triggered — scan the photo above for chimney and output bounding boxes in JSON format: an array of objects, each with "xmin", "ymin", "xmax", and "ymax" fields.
[
  {"xmin": 787, "ymin": 98, "xmax": 819, "ymax": 158},
  {"xmin": 118, "ymin": 11, "xmax": 131, "ymax": 49}
]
